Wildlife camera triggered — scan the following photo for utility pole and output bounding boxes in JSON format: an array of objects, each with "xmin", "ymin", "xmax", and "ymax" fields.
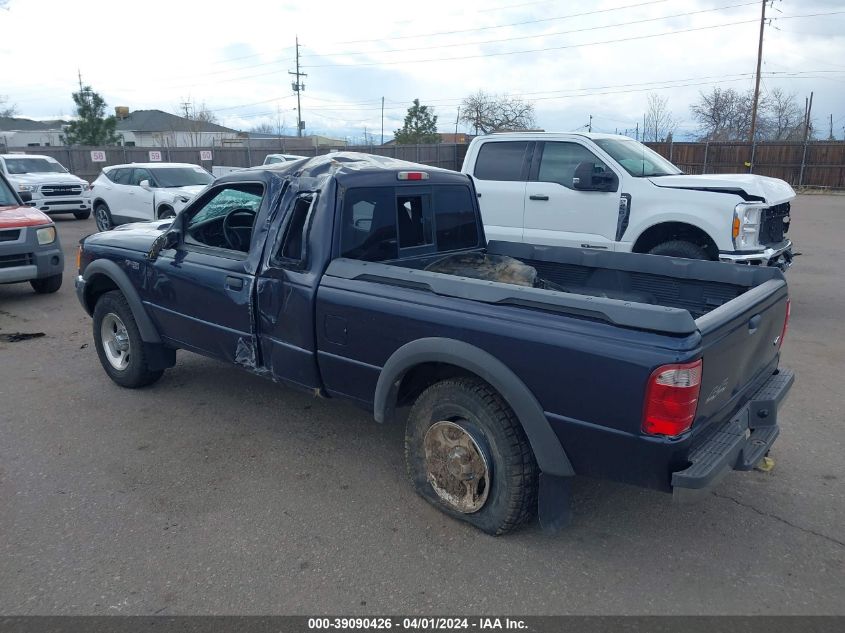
[
  {"xmin": 455, "ymin": 107, "xmax": 460, "ymax": 137},
  {"xmin": 588, "ymin": 114, "xmax": 592, "ymax": 133},
  {"xmin": 181, "ymin": 101, "xmax": 192, "ymax": 118},
  {"xmin": 748, "ymin": 0, "xmax": 768, "ymax": 144},
  {"xmin": 77, "ymin": 69, "xmax": 83, "ymax": 91},
  {"xmin": 289, "ymin": 36, "xmax": 307, "ymax": 137},
  {"xmin": 829, "ymin": 113, "xmax": 834, "ymax": 140},
  {"xmin": 635, "ymin": 122, "xmax": 639, "ymax": 141},
  {"xmin": 380, "ymin": 96, "xmax": 385, "ymax": 146},
  {"xmin": 803, "ymin": 91, "xmax": 814, "ymax": 141}
]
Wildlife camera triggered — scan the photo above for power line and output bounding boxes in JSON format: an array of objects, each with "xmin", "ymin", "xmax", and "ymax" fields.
[
  {"xmin": 303, "ymin": 19, "xmax": 761, "ymax": 68},
  {"xmin": 332, "ymin": 0, "xmax": 670, "ymax": 44},
  {"xmin": 307, "ymin": 1, "xmax": 759, "ymax": 58}
]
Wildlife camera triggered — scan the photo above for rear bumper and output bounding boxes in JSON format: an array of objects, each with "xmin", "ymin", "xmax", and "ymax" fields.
[
  {"xmin": 719, "ymin": 240, "xmax": 793, "ymax": 270},
  {"xmin": 672, "ymin": 368, "xmax": 795, "ymax": 501}
]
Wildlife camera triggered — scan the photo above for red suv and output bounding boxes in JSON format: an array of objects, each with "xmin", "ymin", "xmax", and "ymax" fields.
[{"xmin": 0, "ymin": 171, "xmax": 64, "ymax": 293}]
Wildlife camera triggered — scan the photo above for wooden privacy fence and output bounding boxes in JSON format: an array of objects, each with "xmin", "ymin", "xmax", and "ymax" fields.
[
  {"xmin": 647, "ymin": 141, "xmax": 845, "ymax": 189},
  {"xmin": 6, "ymin": 140, "xmax": 845, "ymax": 188},
  {"xmin": 4, "ymin": 143, "xmax": 468, "ymax": 183}
]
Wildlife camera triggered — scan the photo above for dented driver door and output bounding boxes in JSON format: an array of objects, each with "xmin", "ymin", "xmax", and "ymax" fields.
[{"xmin": 143, "ymin": 184, "xmax": 262, "ymax": 364}]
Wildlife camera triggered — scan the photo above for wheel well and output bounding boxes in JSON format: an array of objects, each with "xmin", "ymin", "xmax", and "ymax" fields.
[
  {"xmin": 395, "ymin": 362, "xmax": 485, "ymax": 413},
  {"xmin": 92, "ymin": 198, "xmax": 108, "ymax": 209},
  {"xmin": 157, "ymin": 204, "xmax": 174, "ymax": 218},
  {"xmin": 632, "ymin": 222, "xmax": 719, "ymax": 259},
  {"xmin": 83, "ymin": 273, "xmax": 119, "ymax": 313}
]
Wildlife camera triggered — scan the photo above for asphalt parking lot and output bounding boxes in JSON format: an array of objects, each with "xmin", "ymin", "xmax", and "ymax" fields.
[{"xmin": 1, "ymin": 195, "xmax": 843, "ymax": 616}]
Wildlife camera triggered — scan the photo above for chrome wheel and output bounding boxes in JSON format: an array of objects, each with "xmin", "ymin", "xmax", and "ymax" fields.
[
  {"xmin": 95, "ymin": 205, "xmax": 112, "ymax": 231},
  {"xmin": 423, "ymin": 420, "xmax": 490, "ymax": 514},
  {"xmin": 100, "ymin": 312, "xmax": 131, "ymax": 371}
]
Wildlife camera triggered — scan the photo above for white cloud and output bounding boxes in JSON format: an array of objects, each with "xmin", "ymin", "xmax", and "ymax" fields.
[{"xmin": 1, "ymin": 0, "xmax": 843, "ymax": 139}]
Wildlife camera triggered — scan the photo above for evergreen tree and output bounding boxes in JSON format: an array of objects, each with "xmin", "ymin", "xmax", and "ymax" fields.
[
  {"xmin": 394, "ymin": 99, "xmax": 440, "ymax": 144},
  {"xmin": 62, "ymin": 85, "xmax": 120, "ymax": 145}
]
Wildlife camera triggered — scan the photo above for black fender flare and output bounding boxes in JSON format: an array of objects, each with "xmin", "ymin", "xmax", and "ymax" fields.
[
  {"xmin": 81, "ymin": 259, "xmax": 162, "ymax": 344},
  {"xmin": 374, "ymin": 337, "xmax": 575, "ymax": 477}
]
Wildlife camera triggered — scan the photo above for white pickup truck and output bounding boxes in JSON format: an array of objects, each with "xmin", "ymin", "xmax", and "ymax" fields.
[{"xmin": 461, "ymin": 133, "xmax": 795, "ymax": 268}]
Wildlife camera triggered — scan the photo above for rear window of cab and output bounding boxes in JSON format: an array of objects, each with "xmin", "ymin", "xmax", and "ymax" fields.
[{"xmin": 340, "ymin": 185, "xmax": 480, "ymax": 262}]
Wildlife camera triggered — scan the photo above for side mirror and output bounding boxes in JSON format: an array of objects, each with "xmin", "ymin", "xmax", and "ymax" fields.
[
  {"xmin": 147, "ymin": 230, "xmax": 180, "ymax": 261},
  {"xmin": 139, "ymin": 179, "xmax": 153, "ymax": 191},
  {"xmin": 19, "ymin": 191, "xmax": 32, "ymax": 204},
  {"xmin": 573, "ymin": 162, "xmax": 618, "ymax": 192}
]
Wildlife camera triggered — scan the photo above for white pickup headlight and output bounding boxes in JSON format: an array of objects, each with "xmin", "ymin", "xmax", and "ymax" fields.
[
  {"xmin": 732, "ymin": 203, "xmax": 764, "ymax": 248},
  {"xmin": 18, "ymin": 184, "xmax": 37, "ymax": 192},
  {"xmin": 36, "ymin": 226, "xmax": 57, "ymax": 245}
]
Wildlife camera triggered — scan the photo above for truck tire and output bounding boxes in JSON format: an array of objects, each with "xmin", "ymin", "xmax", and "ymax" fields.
[
  {"xmin": 30, "ymin": 274, "xmax": 63, "ymax": 294},
  {"xmin": 92, "ymin": 290, "xmax": 164, "ymax": 388},
  {"xmin": 94, "ymin": 203, "xmax": 114, "ymax": 232},
  {"xmin": 405, "ymin": 377, "xmax": 539, "ymax": 535},
  {"xmin": 74, "ymin": 210, "xmax": 91, "ymax": 220},
  {"xmin": 648, "ymin": 239, "xmax": 710, "ymax": 260}
]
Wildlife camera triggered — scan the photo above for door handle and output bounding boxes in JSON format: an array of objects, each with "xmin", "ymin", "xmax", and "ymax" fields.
[
  {"xmin": 529, "ymin": 194, "xmax": 549, "ymax": 201},
  {"xmin": 225, "ymin": 276, "xmax": 244, "ymax": 291}
]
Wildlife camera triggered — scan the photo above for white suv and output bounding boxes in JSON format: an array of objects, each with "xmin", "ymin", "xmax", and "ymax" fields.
[
  {"xmin": 90, "ymin": 163, "xmax": 213, "ymax": 231},
  {"xmin": 0, "ymin": 154, "xmax": 91, "ymax": 220},
  {"xmin": 462, "ymin": 133, "xmax": 795, "ymax": 268}
]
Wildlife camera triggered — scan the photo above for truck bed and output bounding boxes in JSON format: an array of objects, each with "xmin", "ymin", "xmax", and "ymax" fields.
[{"xmin": 326, "ymin": 240, "xmax": 785, "ymax": 335}]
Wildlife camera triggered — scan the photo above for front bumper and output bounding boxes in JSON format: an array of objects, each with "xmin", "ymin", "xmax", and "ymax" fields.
[
  {"xmin": 0, "ymin": 226, "xmax": 64, "ymax": 283},
  {"xmin": 672, "ymin": 368, "xmax": 794, "ymax": 502},
  {"xmin": 719, "ymin": 240, "xmax": 793, "ymax": 270},
  {"xmin": 31, "ymin": 197, "xmax": 92, "ymax": 214}
]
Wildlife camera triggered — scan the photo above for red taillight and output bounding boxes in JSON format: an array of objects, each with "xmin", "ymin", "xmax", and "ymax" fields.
[
  {"xmin": 778, "ymin": 299, "xmax": 791, "ymax": 349},
  {"xmin": 397, "ymin": 171, "xmax": 429, "ymax": 181},
  {"xmin": 642, "ymin": 360, "xmax": 703, "ymax": 437}
]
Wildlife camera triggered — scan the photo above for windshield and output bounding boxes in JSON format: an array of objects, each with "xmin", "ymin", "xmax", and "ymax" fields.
[
  {"xmin": 151, "ymin": 167, "xmax": 213, "ymax": 187},
  {"xmin": 593, "ymin": 138, "xmax": 682, "ymax": 177},
  {"xmin": 3, "ymin": 157, "xmax": 67, "ymax": 175},
  {"xmin": 0, "ymin": 177, "xmax": 18, "ymax": 205}
]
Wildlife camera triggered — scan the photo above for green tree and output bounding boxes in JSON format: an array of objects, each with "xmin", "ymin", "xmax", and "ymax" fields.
[
  {"xmin": 394, "ymin": 99, "xmax": 440, "ymax": 144},
  {"xmin": 62, "ymin": 85, "xmax": 120, "ymax": 145}
]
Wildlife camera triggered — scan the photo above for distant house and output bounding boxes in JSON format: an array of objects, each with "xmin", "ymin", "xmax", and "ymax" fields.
[
  {"xmin": 113, "ymin": 108, "xmax": 240, "ymax": 147},
  {"xmin": 0, "ymin": 108, "xmax": 241, "ymax": 148},
  {"xmin": 0, "ymin": 117, "xmax": 70, "ymax": 148}
]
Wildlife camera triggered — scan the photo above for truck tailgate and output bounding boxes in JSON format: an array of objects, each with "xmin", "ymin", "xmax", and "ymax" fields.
[{"xmin": 692, "ymin": 278, "xmax": 789, "ymax": 436}]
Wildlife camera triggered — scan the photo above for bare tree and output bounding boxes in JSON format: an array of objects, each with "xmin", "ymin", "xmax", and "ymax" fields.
[
  {"xmin": 459, "ymin": 91, "xmax": 536, "ymax": 134},
  {"xmin": 765, "ymin": 88, "xmax": 804, "ymax": 141},
  {"xmin": 1, "ymin": 95, "xmax": 17, "ymax": 117},
  {"xmin": 643, "ymin": 93, "xmax": 676, "ymax": 142},
  {"xmin": 250, "ymin": 122, "xmax": 276, "ymax": 136},
  {"xmin": 176, "ymin": 100, "xmax": 219, "ymax": 146},
  {"xmin": 690, "ymin": 87, "xmax": 765, "ymax": 141}
]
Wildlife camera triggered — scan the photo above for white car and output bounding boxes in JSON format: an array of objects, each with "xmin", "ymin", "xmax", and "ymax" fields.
[
  {"xmin": 89, "ymin": 163, "xmax": 213, "ymax": 231},
  {"xmin": 462, "ymin": 133, "xmax": 795, "ymax": 268},
  {"xmin": 0, "ymin": 154, "xmax": 91, "ymax": 220},
  {"xmin": 262, "ymin": 153, "xmax": 307, "ymax": 165}
]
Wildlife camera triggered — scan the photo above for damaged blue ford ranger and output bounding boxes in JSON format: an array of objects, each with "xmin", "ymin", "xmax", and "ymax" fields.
[{"xmin": 75, "ymin": 153, "xmax": 794, "ymax": 534}]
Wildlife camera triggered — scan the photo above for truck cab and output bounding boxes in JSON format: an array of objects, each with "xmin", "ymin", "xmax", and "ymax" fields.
[{"xmin": 462, "ymin": 133, "xmax": 795, "ymax": 268}]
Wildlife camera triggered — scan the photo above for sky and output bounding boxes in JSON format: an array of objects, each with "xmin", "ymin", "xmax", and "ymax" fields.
[{"xmin": 1, "ymin": 0, "xmax": 843, "ymax": 142}]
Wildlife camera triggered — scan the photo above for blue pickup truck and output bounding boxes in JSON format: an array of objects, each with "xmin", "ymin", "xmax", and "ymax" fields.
[{"xmin": 75, "ymin": 153, "xmax": 794, "ymax": 534}]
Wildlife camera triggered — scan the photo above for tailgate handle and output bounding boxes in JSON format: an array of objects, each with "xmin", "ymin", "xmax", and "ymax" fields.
[{"xmin": 748, "ymin": 314, "xmax": 762, "ymax": 333}]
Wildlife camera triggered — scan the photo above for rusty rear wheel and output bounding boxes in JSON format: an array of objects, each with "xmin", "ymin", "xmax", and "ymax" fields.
[{"xmin": 405, "ymin": 377, "xmax": 538, "ymax": 535}]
